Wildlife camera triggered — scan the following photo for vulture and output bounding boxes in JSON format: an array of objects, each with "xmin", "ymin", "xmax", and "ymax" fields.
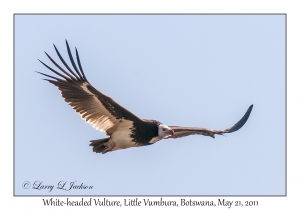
[{"xmin": 37, "ymin": 40, "xmax": 253, "ymax": 154}]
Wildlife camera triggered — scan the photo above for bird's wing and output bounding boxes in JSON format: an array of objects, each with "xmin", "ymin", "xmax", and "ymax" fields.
[
  {"xmin": 165, "ymin": 105, "xmax": 253, "ymax": 139},
  {"xmin": 37, "ymin": 40, "xmax": 143, "ymax": 135}
]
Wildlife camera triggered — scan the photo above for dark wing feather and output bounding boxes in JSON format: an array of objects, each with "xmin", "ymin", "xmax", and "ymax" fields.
[
  {"xmin": 165, "ymin": 105, "xmax": 253, "ymax": 139},
  {"xmin": 37, "ymin": 40, "xmax": 143, "ymax": 134}
]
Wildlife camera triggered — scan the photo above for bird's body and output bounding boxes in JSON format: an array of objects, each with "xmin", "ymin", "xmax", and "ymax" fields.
[{"xmin": 38, "ymin": 41, "xmax": 253, "ymax": 154}]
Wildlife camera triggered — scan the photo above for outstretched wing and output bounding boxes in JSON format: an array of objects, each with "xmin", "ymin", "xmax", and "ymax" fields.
[
  {"xmin": 37, "ymin": 40, "xmax": 142, "ymax": 135},
  {"xmin": 165, "ymin": 105, "xmax": 253, "ymax": 139}
]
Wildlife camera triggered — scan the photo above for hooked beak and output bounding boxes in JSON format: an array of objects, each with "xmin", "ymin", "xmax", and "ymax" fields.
[{"xmin": 169, "ymin": 130, "xmax": 174, "ymax": 136}]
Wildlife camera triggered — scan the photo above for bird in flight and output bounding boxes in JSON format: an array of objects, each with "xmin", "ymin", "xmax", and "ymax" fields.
[{"xmin": 37, "ymin": 40, "xmax": 253, "ymax": 154}]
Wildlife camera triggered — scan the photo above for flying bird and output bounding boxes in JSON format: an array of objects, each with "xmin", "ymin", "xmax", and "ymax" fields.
[{"xmin": 37, "ymin": 40, "xmax": 253, "ymax": 154}]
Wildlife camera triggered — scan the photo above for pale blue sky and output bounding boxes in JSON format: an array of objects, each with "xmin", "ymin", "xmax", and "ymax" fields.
[{"xmin": 15, "ymin": 15, "xmax": 285, "ymax": 195}]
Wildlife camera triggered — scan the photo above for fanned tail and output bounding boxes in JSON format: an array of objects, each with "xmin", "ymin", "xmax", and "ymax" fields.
[{"xmin": 89, "ymin": 138, "xmax": 110, "ymax": 153}]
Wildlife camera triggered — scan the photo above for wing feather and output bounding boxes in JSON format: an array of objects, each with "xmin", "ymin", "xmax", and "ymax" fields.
[
  {"xmin": 165, "ymin": 105, "xmax": 253, "ymax": 139},
  {"xmin": 38, "ymin": 40, "xmax": 143, "ymax": 134}
]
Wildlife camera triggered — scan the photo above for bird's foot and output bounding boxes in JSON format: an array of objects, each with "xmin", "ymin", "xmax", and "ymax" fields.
[{"xmin": 102, "ymin": 142, "xmax": 116, "ymax": 154}]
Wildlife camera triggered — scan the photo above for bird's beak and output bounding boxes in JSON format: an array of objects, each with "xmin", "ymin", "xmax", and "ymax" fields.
[{"xmin": 169, "ymin": 130, "xmax": 174, "ymax": 136}]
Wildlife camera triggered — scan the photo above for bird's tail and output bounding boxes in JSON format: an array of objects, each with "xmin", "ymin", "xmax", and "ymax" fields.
[{"xmin": 89, "ymin": 138, "xmax": 110, "ymax": 153}]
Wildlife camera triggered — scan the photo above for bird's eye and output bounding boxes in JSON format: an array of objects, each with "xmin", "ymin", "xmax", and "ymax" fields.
[{"xmin": 162, "ymin": 128, "xmax": 166, "ymax": 131}]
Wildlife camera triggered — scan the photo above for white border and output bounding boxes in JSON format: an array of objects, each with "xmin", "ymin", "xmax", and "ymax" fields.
[{"xmin": 3, "ymin": 0, "xmax": 297, "ymax": 209}]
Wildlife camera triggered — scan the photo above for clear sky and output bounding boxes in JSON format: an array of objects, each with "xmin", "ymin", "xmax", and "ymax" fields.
[{"xmin": 15, "ymin": 14, "xmax": 285, "ymax": 196}]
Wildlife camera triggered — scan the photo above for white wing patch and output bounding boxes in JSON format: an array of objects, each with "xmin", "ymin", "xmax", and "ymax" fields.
[{"xmin": 60, "ymin": 82, "xmax": 119, "ymax": 133}]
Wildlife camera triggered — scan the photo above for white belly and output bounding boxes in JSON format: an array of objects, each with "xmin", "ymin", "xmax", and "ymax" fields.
[{"xmin": 109, "ymin": 120, "xmax": 139, "ymax": 151}]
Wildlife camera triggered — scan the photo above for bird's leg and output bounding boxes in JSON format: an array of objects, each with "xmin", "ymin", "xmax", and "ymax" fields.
[{"xmin": 102, "ymin": 142, "xmax": 116, "ymax": 154}]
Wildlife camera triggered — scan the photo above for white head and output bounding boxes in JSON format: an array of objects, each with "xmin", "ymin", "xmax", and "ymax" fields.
[{"xmin": 158, "ymin": 124, "xmax": 174, "ymax": 138}]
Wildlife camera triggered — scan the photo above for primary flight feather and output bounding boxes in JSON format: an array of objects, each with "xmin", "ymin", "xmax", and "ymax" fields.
[{"xmin": 38, "ymin": 40, "xmax": 253, "ymax": 154}]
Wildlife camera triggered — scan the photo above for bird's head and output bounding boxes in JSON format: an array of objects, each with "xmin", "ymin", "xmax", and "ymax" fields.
[{"xmin": 158, "ymin": 124, "xmax": 174, "ymax": 138}]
